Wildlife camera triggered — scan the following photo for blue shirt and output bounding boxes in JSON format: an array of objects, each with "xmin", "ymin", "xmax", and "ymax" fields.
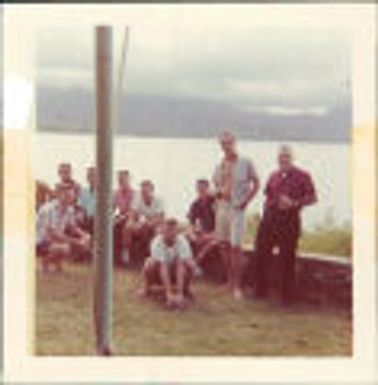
[{"xmin": 78, "ymin": 187, "xmax": 96, "ymax": 218}]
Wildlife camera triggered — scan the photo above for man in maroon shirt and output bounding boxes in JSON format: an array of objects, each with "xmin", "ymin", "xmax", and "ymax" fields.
[{"xmin": 254, "ymin": 145, "xmax": 317, "ymax": 305}]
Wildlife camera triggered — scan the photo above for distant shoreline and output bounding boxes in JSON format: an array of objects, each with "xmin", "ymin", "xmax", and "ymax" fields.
[{"xmin": 37, "ymin": 127, "xmax": 351, "ymax": 144}]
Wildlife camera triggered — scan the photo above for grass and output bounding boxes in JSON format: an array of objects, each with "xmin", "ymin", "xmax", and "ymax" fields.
[{"xmin": 36, "ymin": 263, "xmax": 352, "ymax": 356}]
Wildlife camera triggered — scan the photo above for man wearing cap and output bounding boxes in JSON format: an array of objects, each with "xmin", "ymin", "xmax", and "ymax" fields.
[
  {"xmin": 254, "ymin": 145, "xmax": 317, "ymax": 305},
  {"xmin": 213, "ymin": 131, "xmax": 260, "ymax": 300}
]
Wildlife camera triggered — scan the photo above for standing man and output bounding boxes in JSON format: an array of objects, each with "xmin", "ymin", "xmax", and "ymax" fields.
[
  {"xmin": 254, "ymin": 145, "xmax": 317, "ymax": 305},
  {"xmin": 213, "ymin": 131, "xmax": 260, "ymax": 300},
  {"xmin": 186, "ymin": 179, "xmax": 219, "ymax": 269}
]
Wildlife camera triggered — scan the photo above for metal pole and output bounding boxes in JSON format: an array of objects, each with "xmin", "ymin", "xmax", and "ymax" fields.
[{"xmin": 94, "ymin": 26, "xmax": 113, "ymax": 356}]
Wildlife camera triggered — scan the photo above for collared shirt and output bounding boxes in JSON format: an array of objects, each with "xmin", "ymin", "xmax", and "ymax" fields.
[
  {"xmin": 213, "ymin": 156, "xmax": 258, "ymax": 209},
  {"xmin": 264, "ymin": 166, "xmax": 317, "ymax": 211},
  {"xmin": 114, "ymin": 188, "xmax": 134, "ymax": 216},
  {"xmin": 131, "ymin": 193, "xmax": 164, "ymax": 220},
  {"xmin": 78, "ymin": 187, "xmax": 96, "ymax": 218},
  {"xmin": 36, "ymin": 200, "xmax": 76, "ymax": 244},
  {"xmin": 150, "ymin": 234, "xmax": 192, "ymax": 263},
  {"xmin": 187, "ymin": 195, "xmax": 215, "ymax": 233}
]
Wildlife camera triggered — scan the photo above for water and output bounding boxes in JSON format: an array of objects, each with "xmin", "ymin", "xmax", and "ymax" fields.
[{"xmin": 34, "ymin": 133, "xmax": 351, "ymax": 231}]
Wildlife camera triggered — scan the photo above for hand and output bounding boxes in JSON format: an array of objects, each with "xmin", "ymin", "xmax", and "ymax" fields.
[
  {"xmin": 236, "ymin": 200, "xmax": 248, "ymax": 210},
  {"xmin": 278, "ymin": 195, "xmax": 295, "ymax": 210}
]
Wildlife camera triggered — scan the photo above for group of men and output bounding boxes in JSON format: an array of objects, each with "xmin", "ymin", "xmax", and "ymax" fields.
[{"xmin": 36, "ymin": 131, "xmax": 317, "ymax": 308}]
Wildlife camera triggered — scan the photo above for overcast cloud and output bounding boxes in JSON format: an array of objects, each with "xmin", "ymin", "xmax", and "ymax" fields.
[{"xmin": 37, "ymin": 22, "xmax": 351, "ymax": 117}]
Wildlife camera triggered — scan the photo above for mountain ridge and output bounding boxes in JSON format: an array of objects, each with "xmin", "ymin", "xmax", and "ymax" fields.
[{"xmin": 36, "ymin": 86, "xmax": 351, "ymax": 142}]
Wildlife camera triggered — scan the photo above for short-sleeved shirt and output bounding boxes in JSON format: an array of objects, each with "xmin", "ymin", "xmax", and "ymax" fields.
[
  {"xmin": 78, "ymin": 188, "xmax": 96, "ymax": 218},
  {"xmin": 131, "ymin": 193, "xmax": 164, "ymax": 220},
  {"xmin": 150, "ymin": 234, "xmax": 192, "ymax": 263},
  {"xmin": 36, "ymin": 200, "xmax": 76, "ymax": 244},
  {"xmin": 213, "ymin": 156, "xmax": 258, "ymax": 209},
  {"xmin": 264, "ymin": 166, "xmax": 317, "ymax": 212},
  {"xmin": 113, "ymin": 188, "xmax": 134, "ymax": 216},
  {"xmin": 187, "ymin": 195, "xmax": 215, "ymax": 233}
]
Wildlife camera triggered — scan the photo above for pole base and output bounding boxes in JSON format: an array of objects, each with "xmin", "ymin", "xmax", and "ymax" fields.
[{"xmin": 97, "ymin": 345, "xmax": 113, "ymax": 356}]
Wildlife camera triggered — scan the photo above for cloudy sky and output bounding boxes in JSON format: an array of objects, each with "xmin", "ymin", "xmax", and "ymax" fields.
[{"xmin": 37, "ymin": 11, "xmax": 351, "ymax": 118}]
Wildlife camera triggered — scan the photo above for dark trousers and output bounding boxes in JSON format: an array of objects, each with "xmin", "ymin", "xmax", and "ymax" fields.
[{"xmin": 254, "ymin": 209, "xmax": 300, "ymax": 302}]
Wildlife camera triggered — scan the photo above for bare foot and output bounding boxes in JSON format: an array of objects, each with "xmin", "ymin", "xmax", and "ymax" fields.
[
  {"xmin": 137, "ymin": 288, "xmax": 150, "ymax": 299},
  {"xmin": 165, "ymin": 292, "xmax": 177, "ymax": 309},
  {"xmin": 233, "ymin": 288, "xmax": 244, "ymax": 300}
]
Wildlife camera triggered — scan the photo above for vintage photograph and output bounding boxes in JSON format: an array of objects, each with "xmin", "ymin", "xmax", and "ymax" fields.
[
  {"xmin": 1, "ymin": 1, "xmax": 377, "ymax": 382},
  {"xmin": 33, "ymin": 12, "xmax": 355, "ymax": 357},
  {"xmin": 33, "ymin": 10, "xmax": 354, "ymax": 357}
]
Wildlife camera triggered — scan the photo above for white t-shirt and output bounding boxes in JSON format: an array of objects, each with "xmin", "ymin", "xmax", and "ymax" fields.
[
  {"xmin": 36, "ymin": 200, "xmax": 76, "ymax": 244},
  {"xmin": 150, "ymin": 234, "xmax": 192, "ymax": 263},
  {"xmin": 131, "ymin": 193, "xmax": 164, "ymax": 220}
]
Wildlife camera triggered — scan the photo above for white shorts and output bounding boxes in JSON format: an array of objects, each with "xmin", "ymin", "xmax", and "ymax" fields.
[{"xmin": 215, "ymin": 200, "xmax": 245, "ymax": 247}]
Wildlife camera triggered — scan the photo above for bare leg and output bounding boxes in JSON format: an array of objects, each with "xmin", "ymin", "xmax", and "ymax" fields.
[
  {"xmin": 231, "ymin": 246, "xmax": 243, "ymax": 299},
  {"xmin": 140, "ymin": 258, "xmax": 155, "ymax": 297},
  {"xmin": 196, "ymin": 238, "xmax": 219, "ymax": 264},
  {"xmin": 183, "ymin": 261, "xmax": 195, "ymax": 300},
  {"xmin": 159, "ymin": 262, "xmax": 175, "ymax": 306},
  {"xmin": 219, "ymin": 241, "xmax": 231, "ymax": 287},
  {"xmin": 121, "ymin": 222, "xmax": 134, "ymax": 264},
  {"xmin": 48, "ymin": 243, "xmax": 70, "ymax": 273},
  {"xmin": 175, "ymin": 260, "xmax": 186, "ymax": 305}
]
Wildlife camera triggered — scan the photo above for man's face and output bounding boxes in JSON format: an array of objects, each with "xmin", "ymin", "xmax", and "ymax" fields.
[
  {"xmin": 163, "ymin": 224, "xmax": 178, "ymax": 245},
  {"xmin": 58, "ymin": 164, "xmax": 71, "ymax": 183},
  {"xmin": 219, "ymin": 134, "xmax": 236, "ymax": 157},
  {"xmin": 118, "ymin": 173, "xmax": 130, "ymax": 189},
  {"xmin": 141, "ymin": 183, "xmax": 153, "ymax": 199},
  {"xmin": 278, "ymin": 150, "xmax": 293, "ymax": 172},
  {"xmin": 196, "ymin": 182, "xmax": 209, "ymax": 198}
]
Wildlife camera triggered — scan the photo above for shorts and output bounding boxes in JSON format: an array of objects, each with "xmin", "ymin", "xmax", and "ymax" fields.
[
  {"xmin": 215, "ymin": 200, "xmax": 245, "ymax": 247},
  {"xmin": 36, "ymin": 241, "xmax": 50, "ymax": 257},
  {"xmin": 144, "ymin": 257, "xmax": 193, "ymax": 285}
]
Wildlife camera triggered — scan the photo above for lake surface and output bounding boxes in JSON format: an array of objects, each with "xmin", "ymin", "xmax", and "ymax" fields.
[{"xmin": 34, "ymin": 133, "xmax": 351, "ymax": 231}]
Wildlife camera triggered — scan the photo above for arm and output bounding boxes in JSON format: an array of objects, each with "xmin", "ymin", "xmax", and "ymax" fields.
[
  {"xmin": 238, "ymin": 161, "xmax": 260, "ymax": 210},
  {"xmin": 147, "ymin": 212, "xmax": 164, "ymax": 228},
  {"xmin": 280, "ymin": 172, "xmax": 317, "ymax": 210},
  {"xmin": 147, "ymin": 198, "xmax": 165, "ymax": 227},
  {"xmin": 296, "ymin": 173, "xmax": 317, "ymax": 208}
]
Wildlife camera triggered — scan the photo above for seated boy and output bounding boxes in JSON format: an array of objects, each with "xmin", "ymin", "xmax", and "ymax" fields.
[
  {"xmin": 123, "ymin": 180, "xmax": 164, "ymax": 264},
  {"xmin": 113, "ymin": 169, "xmax": 135, "ymax": 265},
  {"xmin": 186, "ymin": 179, "xmax": 219, "ymax": 264},
  {"xmin": 141, "ymin": 218, "xmax": 197, "ymax": 309}
]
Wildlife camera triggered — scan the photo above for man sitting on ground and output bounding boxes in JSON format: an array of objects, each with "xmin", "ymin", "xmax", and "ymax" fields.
[
  {"xmin": 141, "ymin": 218, "xmax": 197, "ymax": 309},
  {"xmin": 36, "ymin": 186, "xmax": 92, "ymax": 272},
  {"xmin": 55, "ymin": 162, "xmax": 81, "ymax": 204},
  {"xmin": 186, "ymin": 179, "xmax": 219, "ymax": 265},
  {"xmin": 77, "ymin": 166, "xmax": 96, "ymax": 235},
  {"xmin": 123, "ymin": 180, "xmax": 164, "ymax": 264},
  {"xmin": 113, "ymin": 169, "xmax": 135, "ymax": 265}
]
